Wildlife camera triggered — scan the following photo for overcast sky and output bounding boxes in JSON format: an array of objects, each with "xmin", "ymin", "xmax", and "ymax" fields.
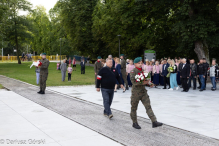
[{"xmin": 19, "ymin": 0, "xmax": 58, "ymax": 15}]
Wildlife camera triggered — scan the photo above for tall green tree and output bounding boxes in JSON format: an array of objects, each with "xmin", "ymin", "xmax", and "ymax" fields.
[
  {"xmin": 5, "ymin": 0, "xmax": 32, "ymax": 64},
  {"xmin": 57, "ymin": 0, "xmax": 98, "ymax": 56}
]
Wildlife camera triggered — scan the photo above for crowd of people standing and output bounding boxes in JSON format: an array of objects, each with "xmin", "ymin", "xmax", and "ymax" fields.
[{"xmin": 94, "ymin": 55, "xmax": 218, "ymax": 92}]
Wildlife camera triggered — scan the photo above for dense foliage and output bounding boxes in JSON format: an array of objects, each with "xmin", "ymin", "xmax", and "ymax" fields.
[{"xmin": 1, "ymin": 0, "xmax": 219, "ymax": 64}]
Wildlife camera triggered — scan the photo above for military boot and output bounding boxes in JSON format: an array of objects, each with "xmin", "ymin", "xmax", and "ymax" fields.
[
  {"xmin": 152, "ymin": 121, "xmax": 163, "ymax": 128},
  {"xmin": 40, "ymin": 91, "xmax": 45, "ymax": 94},
  {"xmin": 133, "ymin": 123, "xmax": 141, "ymax": 129},
  {"xmin": 37, "ymin": 90, "xmax": 42, "ymax": 94}
]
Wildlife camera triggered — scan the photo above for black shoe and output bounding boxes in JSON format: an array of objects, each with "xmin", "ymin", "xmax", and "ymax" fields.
[
  {"xmin": 197, "ymin": 87, "xmax": 201, "ymax": 89},
  {"xmin": 133, "ymin": 123, "xmax": 141, "ymax": 129},
  {"xmin": 39, "ymin": 91, "xmax": 45, "ymax": 94},
  {"xmin": 104, "ymin": 113, "xmax": 108, "ymax": 117},
  {"xmin": 181, "ymin": 90, "xmax": 186, "ymax": 92},
  {"xmin": 163, "ymin": 88, "xmax": 166, "ymax": 89},
  {"xmin": 199, "ymin": 89, "xmax": 204, "ymax": 91},
  {"xmin": 203, "ymin": 88, "xmax": 206, "ymax": 90},
  {"xmin": 123, "ymin": 89, "xmax": 126, "ymax": 93},
  {"xmin": 185, "ymin": 90, "xmax": 189, "ymax": 92},
  {"xmin": 212, "ymin": 89, "xmax": 216, "ymax": 91},
  {"xmin": 193, "ymin": 88, "xmax": 196, "ymax": 90},
  {"xmin": 126, "ymin": 87, "xmax": 129, "ymax": 90},
  {"xmin": 37, "ymin": 90, "xmax": 42, "ymax": 94},
  {"xmin": 152, "ymin": 121, "xmax": 163, "ymax": 128}
]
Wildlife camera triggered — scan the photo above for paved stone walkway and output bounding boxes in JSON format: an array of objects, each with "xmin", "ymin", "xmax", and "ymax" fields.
[{"xmin": 0, "ymin": 75, "xmax": 219, "ymax": 146}]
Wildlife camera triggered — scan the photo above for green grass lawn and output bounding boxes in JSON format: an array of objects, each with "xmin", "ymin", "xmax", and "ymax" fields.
[
  {"xmin": 0, "ymin": 62, "xmax": 95, "ymax": 86},
  {"xmin": 0, "ymin": 84, "xmax": 3, "ymax": 89}
]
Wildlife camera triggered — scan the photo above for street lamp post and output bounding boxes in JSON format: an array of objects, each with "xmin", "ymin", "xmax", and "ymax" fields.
[
  {"xmin": 60, "ymin": 38, "xmax": 62, "ymax": 65},
  {"xmin": 117, "ymin": 35, "xmax": 121, "ymax": 57},
  {"xmin": 2, "ymin": 39, "xmax": 3, "ymax": 60}
]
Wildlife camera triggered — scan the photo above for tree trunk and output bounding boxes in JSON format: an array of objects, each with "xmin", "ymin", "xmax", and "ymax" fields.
[
  {"xmin": 14, "ymin": 14, "xmax": 21, "ymax": 64},
  {"xmin": 194, "ymin": 41, "xmax": 210, "ymax": 63}
]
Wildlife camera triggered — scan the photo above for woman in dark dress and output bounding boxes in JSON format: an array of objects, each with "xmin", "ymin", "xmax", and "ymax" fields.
[{"xmin": 114, "ymin": 58, "xmax": 126, "ymax": 92}]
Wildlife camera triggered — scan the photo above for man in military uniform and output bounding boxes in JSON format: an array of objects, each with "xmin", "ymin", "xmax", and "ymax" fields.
[
  {"xmin": 130, "ymin": 57, "xmax": 163, "ymax": 129},
  {"xmin": 38, "ymin": 53, "xmax": 50, "ymax": 94},
  {"xmin": 94, "ymin": 56, "xmax": 103, "ymax": 85},
  {"xmin": 120, "ymin": 54, "xmax": 129, "ymax": 90}
]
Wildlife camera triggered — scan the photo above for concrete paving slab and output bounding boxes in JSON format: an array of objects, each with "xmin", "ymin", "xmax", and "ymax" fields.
[{"xmin": 0, "ymin": 75, "xmax": 219, "ymax": 146}]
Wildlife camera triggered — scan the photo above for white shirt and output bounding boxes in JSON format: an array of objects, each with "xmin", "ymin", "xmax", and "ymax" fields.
[
  {"xmin": 182, "ymin": 63, "xmax": 186, "ymax": 69},
  {"xmin": 164, "ymin": 64, "xmax": 166, "ymax": 70},
  {"xmin": 210, "ymin": 65, "xmax": 216, "ymax": 77}
]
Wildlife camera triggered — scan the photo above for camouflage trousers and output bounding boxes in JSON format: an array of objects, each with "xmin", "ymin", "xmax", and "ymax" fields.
[
  {"xmin": 40, "ymin": 73, "xmax": 48, "ymax": 91},
  {"xmin": 121, "ymin": 70, "xmax": 128, "ymax": 87},
  {"xmin": 130, "ymin": 92, "xmax": 157, "ymax": 123}
]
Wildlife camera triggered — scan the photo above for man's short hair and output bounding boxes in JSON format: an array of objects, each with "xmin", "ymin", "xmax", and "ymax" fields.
[
  {"xmin": 212, "ymin": 58, "xmax": 216, "ymax": 61},
  {"xmin": 203, "ymin": 58, "xmax": 206, "ymax": 60},
  {"xmin": 106, "ymin": 58, "xmax": 112, "ymax": 62},
  {"xmin": 108, "ymin": 55, "xmax": 112, "ymax": 58}
]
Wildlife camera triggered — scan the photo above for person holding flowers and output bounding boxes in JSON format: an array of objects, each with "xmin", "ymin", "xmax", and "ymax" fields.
[
  {"xmin": 130, "ymin": 57, "xmax": 163, "ymax": 129},
  {"xmin": 168, "ymin": 60, "xmax": 179, "ymax": 91}
]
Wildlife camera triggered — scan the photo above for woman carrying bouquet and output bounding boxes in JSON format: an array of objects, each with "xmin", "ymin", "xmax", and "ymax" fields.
[
  {"xmin": 153, "ymin": 61, "xmax": 160, "ymax": 87},
  {"xmin": 169, "ymin": 60, "xmax": 179, "ymax": 91}
]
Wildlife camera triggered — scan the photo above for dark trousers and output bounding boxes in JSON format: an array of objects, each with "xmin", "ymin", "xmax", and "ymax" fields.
[
  {"xmin": 204, "ymin": 74, "xmax": 207, "ymax": 88},
  {"xmin": 163, "ymin": 76, "xmax": 169, "ymax": 88},
  {"xmin": 188, "ymin": 75, "xmax": 196, "ymax": 89},
  {"xmin": 182, "ymin": 78, "xmax": 189, "ymax": 91},
  {"xmin": 81, "ymin": 68, "xmax": 85, "ymax": 74},
  {"xmin": 199, "ymin": 75, "xmax": 206, "ymax": 90},
  {"xmin": 101, "ymin": 88, "xmax": 114, "ymax": 116},
  {"xmin": 68, "ymin": 73, "xmax": 71, "ymax": 81}
]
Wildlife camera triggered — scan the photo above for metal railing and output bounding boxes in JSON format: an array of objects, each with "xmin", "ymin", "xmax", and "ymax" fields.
[{"xmin": 0, "ymin": 55, "xmax": 66, "ymax": 62}]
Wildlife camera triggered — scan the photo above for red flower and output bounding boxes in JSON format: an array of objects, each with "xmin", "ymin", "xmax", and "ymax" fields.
[
  {"xmin": 136, "ymin": 79, "xmax": 138, "ymax": 82},
  {"xmin": 138, "ymin": 73, "xmax": 141, "ymax": 75}
]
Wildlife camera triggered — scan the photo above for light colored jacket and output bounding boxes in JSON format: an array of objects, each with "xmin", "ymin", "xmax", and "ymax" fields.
[
  {"xmin": 153, "ymin": 65, "xmax": 160, "ymax": 74},
  {"xmin": 60, "ymin": 63, "xmax": 67, "ymax": 72}
]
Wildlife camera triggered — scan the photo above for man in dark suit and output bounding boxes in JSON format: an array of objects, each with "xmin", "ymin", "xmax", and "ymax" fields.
[
  {"xmin": 162, "ymin": 59, "xmax": 170, "ymax": 89},
  {"xmin": 180, "ymin": 58, "xmax": 190, "ymax": 92},
  {"xmin": 178, "ymin": 58, "xmax": 183, "ymax": 87},
  {"xmin": 80, "ymin": 59, "xmax": 86, "ymax": 74}
]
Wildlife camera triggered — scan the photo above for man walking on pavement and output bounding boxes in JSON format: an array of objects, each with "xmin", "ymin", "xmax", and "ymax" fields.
[
  {"xmin": 94, "ymin": 56, "xmax": 103, "ymax": 86},
  {"xmin": 130, "ymin": 57, "xmax": 163, "ymax": 129},
  {"xmin": 120, "ymin": 54, "xmax": 129, "ymax": 90},
  {"xmin": 38, "ymin": 53, "xmax": 50, "ymax": 94},
  {"xmin": 96, "ymin": 58, "xmax": 124, "ymax": 119}
]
